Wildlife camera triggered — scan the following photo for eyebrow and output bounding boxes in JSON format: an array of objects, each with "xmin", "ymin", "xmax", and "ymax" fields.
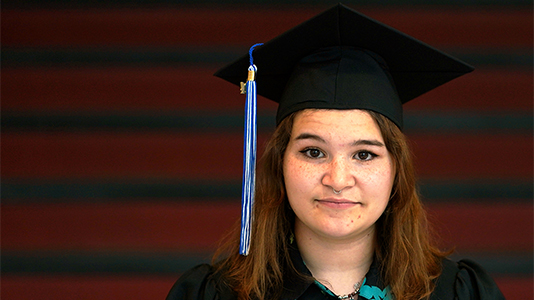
[
  {"xmin": 352, "ymin": 139, "xmax": 385, "ymax": 147},
  {"xmin": 294, "ymin": 133, "xmax": 385, "ymax": 147},
  {"xmin": 294, "ymin": 133, "xmax": 327, "ymax": 143}
]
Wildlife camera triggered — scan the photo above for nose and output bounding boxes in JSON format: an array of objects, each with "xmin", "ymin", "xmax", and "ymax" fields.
[{"xmin": 321, "ymin": 156, "xmax": 355, "ymax": 193}]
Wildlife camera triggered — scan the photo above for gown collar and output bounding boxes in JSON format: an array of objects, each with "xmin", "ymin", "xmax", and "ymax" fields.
[{"xmin": 281, "ymin": 242, "xmax": 393, "ymax": 300}]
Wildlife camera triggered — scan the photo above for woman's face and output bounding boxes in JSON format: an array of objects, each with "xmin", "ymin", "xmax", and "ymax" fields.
[{"xmin": 283, "ymin": 109, "xmax": 394, "ymax": 242}]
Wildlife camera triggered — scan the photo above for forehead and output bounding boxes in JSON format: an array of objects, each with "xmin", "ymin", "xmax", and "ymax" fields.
[{"xmin": 292, "ymin": 109, "xmax": 383, "ymax": 139}]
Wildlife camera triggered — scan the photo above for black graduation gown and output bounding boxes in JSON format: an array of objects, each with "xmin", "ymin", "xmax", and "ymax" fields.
[{"xmin": 166, "ymin": 245, "xmax": 505, "ymax": 300}]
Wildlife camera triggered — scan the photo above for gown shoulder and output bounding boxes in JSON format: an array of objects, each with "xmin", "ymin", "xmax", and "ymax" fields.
[
  {"xmin": 166, "ymin": 264, "xmax": 237, "ymax": 300},
  {"xmin": 433, "ymin": 258, "xmax": 505, "ymax": 300}
]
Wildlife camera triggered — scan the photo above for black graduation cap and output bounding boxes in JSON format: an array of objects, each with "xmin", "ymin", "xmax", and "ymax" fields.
[{"xmin": 215, "ymin": 3, "xmax": 474, "ymax": 129}]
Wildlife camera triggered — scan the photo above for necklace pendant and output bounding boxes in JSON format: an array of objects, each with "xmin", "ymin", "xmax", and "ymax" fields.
[
  {"xmin": 336, "ymin": 277, "xmax": 363, "ymax": 300},
  {"xmin": 339, "ymin": 291, "xmax": 357, "ymax": 300}
]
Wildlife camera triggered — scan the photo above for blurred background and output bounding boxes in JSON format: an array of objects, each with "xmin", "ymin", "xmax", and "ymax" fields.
[{"xmin": 2, "ymin": 0, "xmax": 532, "ymax": 299}]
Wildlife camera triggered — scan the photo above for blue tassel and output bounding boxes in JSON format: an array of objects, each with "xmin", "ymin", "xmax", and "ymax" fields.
[{"xmin": 240, "ymin": 43, "xmax": 262, "ymax": 256}]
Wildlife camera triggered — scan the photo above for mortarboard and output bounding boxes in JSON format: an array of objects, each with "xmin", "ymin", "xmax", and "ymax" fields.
[
  {"xmin": 215, "ymin": 3, "xmax": 474, "ymax": 129},
  {"xmin": 214, "ymin": 3, "xmax": 474, "ymax": 255}
]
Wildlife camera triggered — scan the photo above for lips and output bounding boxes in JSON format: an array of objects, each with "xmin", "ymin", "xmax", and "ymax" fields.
[{"xmin": 316, "ymin": 198, "xmax": 360, "ymax": 209}]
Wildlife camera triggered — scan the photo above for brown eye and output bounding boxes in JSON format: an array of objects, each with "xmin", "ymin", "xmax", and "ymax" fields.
[
  {"xmin": 355, "ymin": 151, "xmax": 376, "ymax": 161},
  {"xmin": 300, "ymin": 148, "xmax": 325, "ymax": 158}
]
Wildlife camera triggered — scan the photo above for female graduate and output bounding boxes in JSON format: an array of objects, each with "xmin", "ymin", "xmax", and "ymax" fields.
[{"xmin": 167, "ymin": 4, "xmax": 505, "ymax": 300}]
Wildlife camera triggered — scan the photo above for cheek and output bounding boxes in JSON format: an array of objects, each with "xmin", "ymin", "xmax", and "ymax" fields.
[
  {"xmin": 283, "ymin": 157, "xmax": 302, "ymax": 191},
  {"xmin": 364, "ymin": 162, "xmax": 395, "ymax": 194},
  {"xmin": 283, "ymin": 156, "xmax": 317, "ymax": 197},
  {"xmin": 384, "ymin": 158, "xmax": 396, "ymax": 189},
  {"xmin": 379, "ymin": 164, "xmax": 395, "ymax": 199}
]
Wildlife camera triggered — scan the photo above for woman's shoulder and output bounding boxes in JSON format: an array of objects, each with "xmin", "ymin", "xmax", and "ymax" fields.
[
  {"xmin": 431, "ymin": 258, "xmax": 505, "ymax": 300},
  {"xmin": 166, "ymin": 264, "xmax": 237, "ymax": 300}
]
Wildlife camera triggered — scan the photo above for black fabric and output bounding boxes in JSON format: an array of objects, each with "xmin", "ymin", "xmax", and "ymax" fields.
[
  {"xmin": 276, "ymin": 47, "xmax": 403, "ymax": 127},
  {"xmin": 280, "ymin": 242, "xmax": 315, "ymax": 299},
  {"xmin": 214, "ymin": 3, "xmax": 474, "ymax": 128},
  {"xmin": 454, "ymin": 260, "xmax": 506, "ymax": 300},
  {"xmin": 166, "ymin": 249, "xmax": 505, "ymax": 300},
  {"xmin": 165, "ymin": 264, "xmax": 237, "ymax": 300}
]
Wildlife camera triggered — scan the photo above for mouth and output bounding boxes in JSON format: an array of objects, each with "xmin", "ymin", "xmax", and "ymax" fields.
[{"xmin": 316, "ymin": 198, "xmax": 360, "ymax": 209}]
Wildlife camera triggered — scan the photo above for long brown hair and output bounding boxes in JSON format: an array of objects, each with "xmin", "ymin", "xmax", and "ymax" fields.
[
  {"xmin": 369, "ymin": 110, "xmax": 448, "ymax": 299},
  {"xmin": 213, "ymin": 109, "xmax": 447, "ymax": 300}
]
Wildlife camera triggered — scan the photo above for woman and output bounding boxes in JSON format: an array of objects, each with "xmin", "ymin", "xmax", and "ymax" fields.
[{"xmin": 167, "ymin": 4, "xmax": 504, "ymax": 300}]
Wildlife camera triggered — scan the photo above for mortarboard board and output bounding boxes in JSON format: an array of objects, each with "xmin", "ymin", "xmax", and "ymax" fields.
[
  {"xmin": 214, "ymin": 3, "xmax": 474, "ymax": 255},
  {"xmin": 215, "ymin": 3, "xmax": 474, "ymax": 129}
]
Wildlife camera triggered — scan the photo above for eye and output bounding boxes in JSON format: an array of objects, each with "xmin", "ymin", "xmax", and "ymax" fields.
[
  {"xmin": 355, "ymin": 151, "xmax": 376, "ymax": 161},
  {"xmin": 300, "ymin": 148, "xmax": 325, "ymax": 159}
]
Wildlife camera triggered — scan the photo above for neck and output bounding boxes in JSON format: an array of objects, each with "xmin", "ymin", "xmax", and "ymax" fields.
[{"xmin": 295, "ymin": 222, "xmax": 375, "ymax": 296}]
